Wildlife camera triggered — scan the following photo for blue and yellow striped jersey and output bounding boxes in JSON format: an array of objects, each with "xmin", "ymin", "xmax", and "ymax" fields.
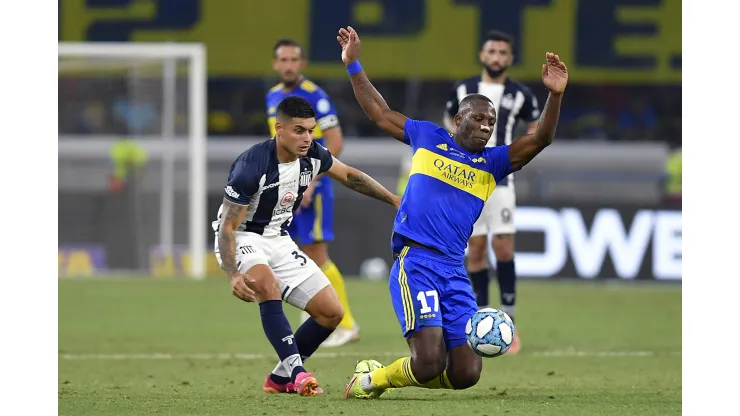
[
  {"xmin": 392, "ymin": 119, "xmax": 518, "ymax": 262},
  {"xmin": 265, "ymin": 78, "xmax": 339, "ymax": 146}
]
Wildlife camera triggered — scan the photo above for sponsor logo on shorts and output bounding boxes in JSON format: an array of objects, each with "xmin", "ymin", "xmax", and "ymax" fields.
[{"xmin": 238, "ymin": 245, "xmax": 256, "ymax": 255}]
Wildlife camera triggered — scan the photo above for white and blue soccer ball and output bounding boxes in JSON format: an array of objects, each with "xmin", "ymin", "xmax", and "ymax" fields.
[{"xmin": 465, "ymin": 308, "xmax": 516, "ymax": 358}]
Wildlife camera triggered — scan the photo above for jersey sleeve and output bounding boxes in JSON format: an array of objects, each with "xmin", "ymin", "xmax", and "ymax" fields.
[
  {"xmin": 224, "ymin": 158, "xmax": 261, "ymax": 206},
  {"xmin": 307, "ymin": 141, "xmax": 334, "ymax": 174},
  {"xmin": 403, "ymin": 118, "xmax": 443, "ymax": 148},
  {"xmin": 445, "ymin": 83, "xmax": 461, "ymax": 119},
  {"xmin": 485, "ymin": 146, "xmax": 519, "ymax": 183},
  {"xmin": 518, "ymin": 87, "xmax": 541, "ymax": 123},
  {"xmin": 313, "ymin": 88, "xmax": 340, "ymax": 131}
]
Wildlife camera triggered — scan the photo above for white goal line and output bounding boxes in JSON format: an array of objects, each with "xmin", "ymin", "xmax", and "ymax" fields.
[{"xmin": 59, "ymin": 350, "xmax": 681, "ymax": 361}]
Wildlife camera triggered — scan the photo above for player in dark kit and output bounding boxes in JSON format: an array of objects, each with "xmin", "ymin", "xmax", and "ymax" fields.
[
  {"xmin": 213, "ymin": 96, "xmax": 399, "ymax": 396},
  {"xmin": 266, "ymin": 39, "xmax": 361, "ymax": 346},
  {"xmin": 336, "ymin": 26, "xmax": 568, "ymax": 398}
]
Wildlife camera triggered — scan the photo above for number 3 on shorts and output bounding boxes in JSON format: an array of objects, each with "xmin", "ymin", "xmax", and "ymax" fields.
[
  {"xmin": 417, "ymin": 290, "xmax": 439, "ymax": 314},
  {"xmin": 291, "ymin": 250, "xmax": 307, "ymax": 266}
]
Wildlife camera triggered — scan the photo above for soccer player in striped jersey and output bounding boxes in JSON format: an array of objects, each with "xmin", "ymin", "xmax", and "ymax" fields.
[
  {"xmin": 213, "ymin": 96, "xmax": 399, "ymax": 396},
  {"xmin": 336, "ymin": 26, "xmax": 567, "ymax": 398},
  {"xmin": 443, "ymin": 31, "xmax": 541, "ymax": 354},
  {"xmin": 265, "ymin": 39, "xmax": 360, "ymax": 347}
]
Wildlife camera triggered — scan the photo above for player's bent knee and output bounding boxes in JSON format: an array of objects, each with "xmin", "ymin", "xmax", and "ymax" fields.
[
  {"xmin": 447, "ymin": 364, "xmax": 482, "ymax": 390},
  {"xmin": 303, "ymin": 285, "xmax": 344, "ymax": 328},
  {"xmin": 411, "ymin": 351, "xmax": 446, "ymax": 384},
  {"xmin": 408, "ymin": 329, "xmax": 447, "ymax": 383},
  {"xmin": 446, "ymin": 344, "xmax": 483, "ymax": 389},
  {"xmin": 244, "ymin": 264, "xmax": 281, "ymax": 301}
]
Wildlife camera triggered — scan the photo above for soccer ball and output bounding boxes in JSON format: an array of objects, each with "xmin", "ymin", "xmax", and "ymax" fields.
[
  {"xmin": 354, "ymin": 359, "xmax": 384, "ymax": 375},
  {"xmin": 465, "ymin": 308, "xmax": 515, "ymax": 358}
]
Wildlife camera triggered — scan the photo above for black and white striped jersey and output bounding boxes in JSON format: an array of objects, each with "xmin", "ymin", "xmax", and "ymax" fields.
[
  {"xmin": 212, "ymin": 139, "xmax": 334, "ymax": 236},
  {"xmin": 445, "ymin": 76, "xmax": 540, "ymax": 186}
]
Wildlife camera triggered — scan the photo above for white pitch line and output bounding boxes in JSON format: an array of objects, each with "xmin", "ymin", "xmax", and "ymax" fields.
[{"xmin": 59, "ymin": 350, "xmax": 680, "ymax": 360}]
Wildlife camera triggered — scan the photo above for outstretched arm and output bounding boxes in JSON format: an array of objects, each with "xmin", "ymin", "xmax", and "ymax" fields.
[
  {"xmin": 337, "ymin": 26, "xmax": 408, "ymax": 142},
  {"xmin": 325, "ymin": 157, "xmax": 401, "ymax": 209},
  {"xmin": 508, "ymin": 53, "xmax": 568, "ymax": 170}
]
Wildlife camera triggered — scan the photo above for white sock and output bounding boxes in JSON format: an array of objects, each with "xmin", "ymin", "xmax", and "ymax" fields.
[
  {"xmin": 272, "ymin": 361, "xmax": 290, "ymax": 378},
  {"xmin": 270, "ymin": 353, "xmax": 304, "ymax": 379}
]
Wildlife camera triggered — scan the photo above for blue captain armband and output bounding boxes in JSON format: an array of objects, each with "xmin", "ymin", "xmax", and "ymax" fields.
[{"xmin": 347, "ymin": 61, "xmax": 363, "ymax": 76}]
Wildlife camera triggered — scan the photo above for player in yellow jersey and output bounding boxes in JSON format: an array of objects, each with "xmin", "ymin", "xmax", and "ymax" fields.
[{"xmin": 266, "ymin": 39, "xmax": 359, "ymax": 347}]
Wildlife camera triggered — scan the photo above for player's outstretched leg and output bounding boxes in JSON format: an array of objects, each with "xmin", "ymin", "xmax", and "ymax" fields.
[
  {"xmin": 265, "ymin": 274, "xmax": 344, "ymax": 395},
  {"xmin": 347, "ymin": 327, "xmax": 473, "ymax": 398},
  {"xmin": 246, "ymin": 264, "xmax": 320, "ymax": 397}
]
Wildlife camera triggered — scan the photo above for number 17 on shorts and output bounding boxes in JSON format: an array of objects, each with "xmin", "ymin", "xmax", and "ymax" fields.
[{"xmin": 388, "ymin": 249, "xmax": 443, "ymax": 337}]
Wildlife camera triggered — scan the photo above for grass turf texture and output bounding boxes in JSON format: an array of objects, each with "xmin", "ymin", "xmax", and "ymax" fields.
[{"xmin": 59, "ymin": 278, "xmax": 681, "ymax": 415}]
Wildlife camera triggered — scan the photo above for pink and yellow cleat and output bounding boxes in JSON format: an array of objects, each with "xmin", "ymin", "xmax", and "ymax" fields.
[
  {"xmin": 293, "ymin": 372, "xmax": 324, "ymax": 396},
  {"xmin": 263, "ymin": 372, "xmax": 324, "ymax": 396},
  {"xmin": 263, "ymin": 374, "xmax": 295, "ymax": 394}
]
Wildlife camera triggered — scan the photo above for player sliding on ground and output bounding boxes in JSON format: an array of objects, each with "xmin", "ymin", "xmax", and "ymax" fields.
[
  {"xmin": 337, "ymin": 26, "xmax": 568, "ymax": 398},
  {"xmin": 213, "ymin": 96, "xmax": 400, "ymax": 396}
]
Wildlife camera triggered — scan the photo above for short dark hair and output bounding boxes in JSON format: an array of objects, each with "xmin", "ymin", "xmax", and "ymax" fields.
[
  {"xmin": 480, "ymin": 30, "xmax": 514, "ymax": 51},
  {"xmin": 273, "ymin": 38, "xmax": 304, "ymax": 58},
  {"xmin": 459, "ymin": 93, "xmax": 493, "ymax": 111},
  {"xmin": 276, "ymin": 96, "xmax": 315, "ymax": 120}
]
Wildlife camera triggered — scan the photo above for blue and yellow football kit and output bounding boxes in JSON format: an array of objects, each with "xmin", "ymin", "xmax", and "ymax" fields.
[
  {"xmin": 266, "ymin": 79, "xmax": 340, "ymax": 245},
  {"xmin": 390, "ymin": 119, "xmax": 517, "ymax": 350}
]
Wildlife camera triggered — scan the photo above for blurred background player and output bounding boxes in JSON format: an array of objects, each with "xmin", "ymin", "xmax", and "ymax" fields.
[
  {"xmin": 443, "ymin": 31, "xmax": 541, "ymax": 353},
  {"xmin": 266, "ymin": 38, "xmax": 360, "ymax": 347}
]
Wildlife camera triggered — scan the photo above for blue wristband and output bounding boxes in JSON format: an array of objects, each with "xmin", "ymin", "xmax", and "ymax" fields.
[{"xmin": 347, "ymin": 61, "xmax": 363, "ymax": 76}]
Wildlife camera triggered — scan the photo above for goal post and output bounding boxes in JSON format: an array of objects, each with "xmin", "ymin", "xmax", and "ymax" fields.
[{"xmin": 58, "ymin": 42, "xmax": 208, "ymax": 279}]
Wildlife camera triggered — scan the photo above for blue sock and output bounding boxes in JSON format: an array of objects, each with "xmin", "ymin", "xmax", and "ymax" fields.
[
  {"xmin": 496, "ymin": 260, "xmax": 517, "ymax": 321},
  {"xmin": 469, "ymin": 269, "xmax": 490, "ymax": 307},
  {"xmin": 260, "ymin": 300, "xmax": 306, "ymax": 382},
  {"xmin": 270, "ymin": 317, "xmax": 335, "ymax": 385}
]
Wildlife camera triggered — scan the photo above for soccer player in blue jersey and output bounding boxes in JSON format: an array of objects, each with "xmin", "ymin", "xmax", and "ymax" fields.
[
  {"xmin": 214, "ymin": 96, "xmax": 399, "ymax": 396},
  {"xmin": 444, "ymin": 30, "xmax": 542, "ymax": 354},
  {"xmin": 266, "ymin": 39, "xmax": 360, "ymax": 347},
  {"xmin": 336, "ymin": 27, "xmax": 568, "ymax": 398}
]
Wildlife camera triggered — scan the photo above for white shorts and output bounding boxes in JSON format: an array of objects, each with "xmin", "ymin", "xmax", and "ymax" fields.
[
  {"xmin": 471, "ymin": 185, "xmax": 516, "ymax": 237},
  {"xmin": 214, "ymin": 233, "xmax": 330, "ymax": 310}
]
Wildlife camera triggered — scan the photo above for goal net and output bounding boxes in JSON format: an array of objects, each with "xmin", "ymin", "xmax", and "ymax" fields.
[{"xmin": 58, "ymin": 43, "xmax": 207, "ymax": 279}]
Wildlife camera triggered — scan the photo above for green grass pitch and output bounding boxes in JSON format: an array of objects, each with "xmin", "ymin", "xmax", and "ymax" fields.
[{"xmin": 59, "ymin": 277, "xmax": 681, "ymax": 415}]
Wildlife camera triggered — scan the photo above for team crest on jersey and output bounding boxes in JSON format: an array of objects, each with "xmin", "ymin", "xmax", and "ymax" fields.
[
  {"xmin": 299, "ymin": 170, "xmax": 312, "ymax": 187},
  {"xmin": 280, "ymin": 192, "xmax": 296, "ymax": 207}
]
